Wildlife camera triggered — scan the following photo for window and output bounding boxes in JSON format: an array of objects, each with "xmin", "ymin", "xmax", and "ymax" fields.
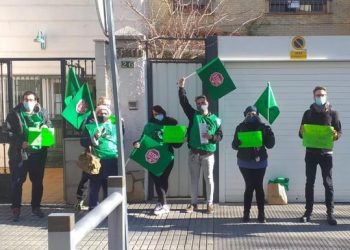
[
  {"xmin": 269, "ymin": 0, "xmax": 328, "ymax": 13},
  {"xmin": 173, "ymin": 0, "xmax": 212, "ymax": 11}
]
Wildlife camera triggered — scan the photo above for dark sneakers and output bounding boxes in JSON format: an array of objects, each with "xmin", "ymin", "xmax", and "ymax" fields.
[
  {"xmin": 12, "ymin": 207, "xmax": 20, "ymax": 222},
  {"xmin": 258, "ymin": 213, "xmax": 267, "ymax": 223},
  {"xmin": 32, "ymin": 207, "xmax": 45, "ymax": 218},
  {"xmin": 327, "ymin": 214, "xmax": 337, "ymax": 226}
]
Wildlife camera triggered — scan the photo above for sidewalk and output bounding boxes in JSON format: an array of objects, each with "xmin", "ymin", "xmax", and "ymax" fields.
[{"xmin": 1, "ymin": 202, "xmax": 350, "ymax": 249}]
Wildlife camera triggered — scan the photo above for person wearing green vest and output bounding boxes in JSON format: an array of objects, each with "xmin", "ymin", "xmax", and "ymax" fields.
[
  {"xmin": 133, "ymin": 105, "xmax": 182, "ymax": 215},
  {"xmin": 178, "ymin": 78, "xmax": 223, "ymax": 214},
  {"xmin": 80, "ymin": 104, "xmax": 118, "ymax": 210},
  {"xmin": 5, "ymin": 91, "xmax": 51, "ymax": 221}
]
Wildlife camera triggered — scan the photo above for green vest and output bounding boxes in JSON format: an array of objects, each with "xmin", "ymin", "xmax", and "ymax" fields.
[
  {"xmin": 143, "ymin": 122, "xmax": 164, "ymax": 144},
  {"xmin": 189, "ymin": 112, "xmax": 221, "ymax": 152},
  {"xmin": 20, "ymin": 111, "xmax": 44, "ymax": 151},
  {"xmin": 85, "ymin": 121, "xmax": 118, "ymax": 159}
]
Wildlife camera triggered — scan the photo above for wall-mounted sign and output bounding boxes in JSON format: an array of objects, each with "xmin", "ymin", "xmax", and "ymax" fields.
[
  {"xmin": 290, "ymin": 36, "xmax": 307, "ymax": 60},
  {"xmin": 121, "ymin": 61, "xmax": 134, "ymax": 68}
]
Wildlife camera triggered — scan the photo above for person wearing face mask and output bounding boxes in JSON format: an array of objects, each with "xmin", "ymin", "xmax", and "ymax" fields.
[
  {"xmin": 80, "ymin": 104, "xmax": 118, "ymax": 210},
  {"xmin": 298, "ymin": 86, "xmax": 342, "ymax": 226},
  {"xmin": 178, "ymin": 78, "xmax": 223, "ymax": 214},
  {"xmin": 133, "ymin": 105, "xmax": 182, "ymax": 215},
  {"xmin": 74, "ymin": 96, "xmax": 126, "ymax": 210},
  {"xmin": 5, "ymin": 91, "xmax": 51, "ymax": 221},
  {"xmin": 232, "ymin": 106, "xmax": 275, "ymax": 223}
]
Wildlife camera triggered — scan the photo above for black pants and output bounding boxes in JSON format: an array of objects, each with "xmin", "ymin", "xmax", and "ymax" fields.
[
  {"xmin": 88, "ymin": 158, "xmax": 118, "ymax": 210},
  {"xmin": 9, "ymin": 150, "xmax": 47, "ymax": 209},
  {"xmin": 76, "ymin": 171, "xmax": 89, "ymax": 201},
  {"xmin": 149, "ymin": 161, "xmax": 174, "ymax": 205},
  {"xmin": 239, "ymin": 167, "xmax": 266, "ymax": 214},
  {"xmin": 304, "ymin": 151, "xmax": 334, "ymax": 215}
]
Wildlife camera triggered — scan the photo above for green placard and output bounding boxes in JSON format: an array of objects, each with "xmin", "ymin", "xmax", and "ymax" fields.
[
  {"xmin": 238, "ymin": 131, "xmax": 263, "ymax": 148},
  {"xmin": 303, "ymin": 124, "xmax": 333, "ymax": 149},
  {"xmin": 163, "ymin": 125, "xmax": 187, "ymax": 143},
  {"xmin": 28, "ymin": 127, "xmax": 55, "ymax": 147},
  {"xmin": 130, "ymin": 135, "xmax": 174, "ymax": 177}
]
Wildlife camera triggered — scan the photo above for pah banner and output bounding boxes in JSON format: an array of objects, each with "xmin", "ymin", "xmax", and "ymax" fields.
[
  {"xmin": 196, "ymin": 57, "xmax": 236, "ymax": 100},
  {"xmin": 130, "ymin": 135, "xmax": 174, "ymax": 176}
]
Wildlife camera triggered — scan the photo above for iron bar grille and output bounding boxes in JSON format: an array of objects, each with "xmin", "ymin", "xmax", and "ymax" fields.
[{"xmin": 269, "ymin": 0, "xmax": 327, "ymax": 13}]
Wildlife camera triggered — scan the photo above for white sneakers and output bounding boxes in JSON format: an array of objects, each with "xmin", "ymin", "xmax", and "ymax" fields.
[{"xmin": 154, "ymin": 203, "xmax": 170, "ymax": 215}]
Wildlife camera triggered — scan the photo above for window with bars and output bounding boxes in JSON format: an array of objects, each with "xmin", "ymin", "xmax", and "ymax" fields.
[
  {"xmin": 269, "ymin": 0, "xmax": 328, "ymax": 13},
  {"xmin": 173, "ymin": 0, "xmax": 212, "ymax": 11}
]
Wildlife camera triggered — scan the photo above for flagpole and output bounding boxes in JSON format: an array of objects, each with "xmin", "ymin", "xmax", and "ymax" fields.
[
  {"xmin": 267, "ymin": 82, "xmax": 270, "ymax": 124},
  {"xmin": 183, "ymin": 71, "xmax": 196, "ymax": 80},
  {"xmin": 92, "ymin": 111, "xmax": 100, "ymax": 131}
]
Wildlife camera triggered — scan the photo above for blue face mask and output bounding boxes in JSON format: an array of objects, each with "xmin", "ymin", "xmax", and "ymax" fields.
[
  {"xmin": 315, "ymin": 96, "xmax": 327, "ymax": 106},
  {"xmin": 155, "ymin": 114, "xmax": 164, "ymax": 121},
  {"xmin": 23, "ymin": 101, "xmax": 36, "ymax": 112}
]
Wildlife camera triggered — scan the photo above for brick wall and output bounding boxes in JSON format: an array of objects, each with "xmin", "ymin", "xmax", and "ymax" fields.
[{"xmin": 150, "ymin": 0, "xmax": 350, "ymax": 36}]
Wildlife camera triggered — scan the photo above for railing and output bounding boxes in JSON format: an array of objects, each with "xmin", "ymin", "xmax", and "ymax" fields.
[{"xmin": 48, "ymin": 176, "xmax": 127, "ymax": 250}]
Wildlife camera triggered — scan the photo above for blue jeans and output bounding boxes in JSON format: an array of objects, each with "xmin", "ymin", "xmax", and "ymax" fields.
[
  {"xmin": 88, "ymin": 158, "xmax": 118, "ymax": 209},
  {"xmin": 9, "ymin": 149, "xmax": 47, "ymax": 209}
]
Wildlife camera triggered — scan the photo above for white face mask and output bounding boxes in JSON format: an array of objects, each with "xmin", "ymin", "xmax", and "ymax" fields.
[{"xmin": 23, "ymin": 101, "xmax": 36, "ymax": 112}]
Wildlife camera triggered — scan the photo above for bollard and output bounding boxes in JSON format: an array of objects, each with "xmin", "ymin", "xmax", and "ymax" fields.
[
  {"xmin": 108, "ymin": 176, "xmax": 126, "ymax": 250},
  {"xmin": 48, "ymin": 213, "xmax": 75, "ymax": 250}
]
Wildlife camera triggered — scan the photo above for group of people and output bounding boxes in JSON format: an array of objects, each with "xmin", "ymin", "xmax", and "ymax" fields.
[
  {"xmin": 133, "ymin": 79, "xmax": 341, "ymax": 227},
  {"xmin": 5, "ymin": 80, "xmax": 341, "ymax": 226}
]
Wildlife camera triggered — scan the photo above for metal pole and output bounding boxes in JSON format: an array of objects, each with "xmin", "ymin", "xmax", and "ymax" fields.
[{"xmin": 105, "ymin": 0, "xmax": 128, "ymax": 249}]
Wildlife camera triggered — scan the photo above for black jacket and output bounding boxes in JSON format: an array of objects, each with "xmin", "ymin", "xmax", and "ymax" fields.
[
  {"xmin": 232, "ymin": 118, "xmax": 275, "ymax": 161},
  {"xmin": 299, "ymin": 103, "xmax": 341, "ymax": 153},
  {"xmin": 5, "ymin": 103, "xmax": 51, "ymax": 163}
]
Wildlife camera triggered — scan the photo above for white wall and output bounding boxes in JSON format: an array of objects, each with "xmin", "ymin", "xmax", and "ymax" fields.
[{"xmin": 0, "ymin": 0, "xmax": 145, "ymax": 60}]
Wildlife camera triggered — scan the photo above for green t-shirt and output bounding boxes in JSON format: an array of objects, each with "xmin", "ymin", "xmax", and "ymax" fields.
[
  {"xmin": 85, "ymin": 121, "xmax": 118, "ymax": 159},
  {"xmin": 189, "ymin": 112, "xmax": 221, "ymax": 152}
]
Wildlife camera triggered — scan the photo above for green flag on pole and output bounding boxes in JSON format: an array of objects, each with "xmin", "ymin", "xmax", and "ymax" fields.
[
  {"xmin": 61, "ymin": 83, "xmax": 94, "ymax": 130},
  {"xmin": 28, "ymin": 127, "xmax": 55, "ymax": 147},
  {"xmin": 196, "ymin": 57, "xmax": 236, "ymax": 100},
  {"xmin": 65, "ymin": 68, "xmax": 80, "ymax": 106},
  {"xmin": 130, "ymin": 134, "xmax": 174, "ymax": 176},
  {"xmin": 254, "ymin": 82, "xmax": 280, "ymax": 125}
]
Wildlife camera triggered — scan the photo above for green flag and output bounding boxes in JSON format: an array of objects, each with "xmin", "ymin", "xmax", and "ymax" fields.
[
  {"xmin": 255, "ymin": 82, "xmax": 280, "ymax": 125},
  {"xmin": 130, "ymin": 135, "xmax": 174, "ymax": 177},
  {"xmin": 163, "ymin": 125, "xmax": 187, "ymax": 143},
  {"xmin": 28, "ymin": 127, "xmax": 55, "ymax": 147},
  {"xmin": 196, "ymin": 57, "xmax": 236, "ymax": 100},
  {"xmin": 65, "ymin": 68, "xmax": 80, "ymax": 106},
  {"xmin": 61, "ymin": 83, "xmax": 94, "ymax": 130}
]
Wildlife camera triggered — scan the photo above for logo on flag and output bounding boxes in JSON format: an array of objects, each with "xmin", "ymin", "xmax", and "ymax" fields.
[
  {"xmin": 209, "ymin": 72, "xmax": 224, "ymax": 87},
  {"xmin": 145, "ymin": 149, "xmax": 160, "ymax": 164},
  {"xmin": 76, "ymin": 100, "xmax": 87, "ymax": 114}
]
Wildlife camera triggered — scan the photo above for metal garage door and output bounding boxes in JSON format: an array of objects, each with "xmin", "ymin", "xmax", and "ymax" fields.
[
  {"xmin": 219, "ymin": 61, "xmax": 350, "ymax": 202},
  {"xmin": 152, "ymin": 62, "xmax": 203, "ymax": 197}
]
